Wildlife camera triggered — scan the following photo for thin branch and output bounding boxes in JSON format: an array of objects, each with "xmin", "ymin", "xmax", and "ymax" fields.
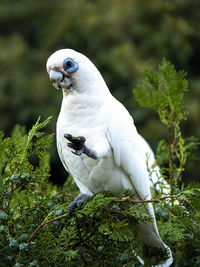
[
  {"xmin": 63, "ymin": 193, "xmax": 76, "ymax": 199},
  {"xmin": 27, "ymin": 193, "xmax": 75, "ymax": 245},
  {"xmin": 0, "ymin": 206, "xmax": 8, "ymax": 214},
  {"xmin": 168, "ymin": 112, "xmax": 175, "ymax": 192},
  {"xmin": 27, "ymin": 213, "xmax": 68, "ymax": 245},
  {"xmin": 113, "ymin": 195, "xmax": 178, "ymax": 204}
]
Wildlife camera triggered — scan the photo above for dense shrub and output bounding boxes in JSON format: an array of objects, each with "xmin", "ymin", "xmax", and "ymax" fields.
[{"xmin": 0, "ymin": 60, "xmax": 199, "ymax": 266}]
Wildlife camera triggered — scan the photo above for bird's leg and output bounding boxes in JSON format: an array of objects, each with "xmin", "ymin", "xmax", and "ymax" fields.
[
  {"xmin": 68, "ymin": 193, "xmax": 91, "ymax": 213},
  {"xmin": 64, "ymin": 134, "xmax": 97, "ymax": 159}
]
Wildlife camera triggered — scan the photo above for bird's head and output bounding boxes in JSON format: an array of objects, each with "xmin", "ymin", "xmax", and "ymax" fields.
[{"xmin": 46, "ymin": 49, "xmax": 108, "ymax": 95}]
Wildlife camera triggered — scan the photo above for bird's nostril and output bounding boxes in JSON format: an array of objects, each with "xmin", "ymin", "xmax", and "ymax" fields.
[{"xmin": 49, "ymin": 70, "xmax": 63, "ymax": 83}]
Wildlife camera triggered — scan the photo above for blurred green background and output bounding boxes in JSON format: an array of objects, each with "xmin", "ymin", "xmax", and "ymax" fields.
[{"xmin": 0, "ymin": 0, "xmax": 199, "ymax": 185}]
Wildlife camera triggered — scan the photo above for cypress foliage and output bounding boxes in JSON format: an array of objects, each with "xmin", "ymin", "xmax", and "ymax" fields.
[{"xmin": 0, "ymin": 60, "xmax": 199, "ymax": 266}]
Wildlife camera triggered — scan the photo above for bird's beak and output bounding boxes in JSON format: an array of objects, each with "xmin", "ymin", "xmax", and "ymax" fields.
[
  {"xmin": 49, "ymin": 69, "xmax": 71, "ymax": 91},
  {"xmin": 49, "ymin": 69, "xmax": 63, "ymax": 83}
]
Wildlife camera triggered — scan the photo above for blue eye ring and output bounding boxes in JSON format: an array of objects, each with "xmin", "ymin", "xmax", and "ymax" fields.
[{"xmin": 63, "ymin": 58, "xmax": 79, "ymax": 74}]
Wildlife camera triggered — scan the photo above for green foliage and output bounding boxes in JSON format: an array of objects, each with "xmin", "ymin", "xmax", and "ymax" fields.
[
  {"xmin": 133, "ymin": 60, "xmax": 200, "ymax": 266},
  {"xmin": 0, "ymin": 0, "xmax": 200, "ymax": 184},
  {"xmin": 134, "ymin": 58, "xmax": 188, "ymax": 126},
  {"xmin": 0, "ymin": 117, "xmax": 150, "ymax": 266},
  {"xmin": 0, "ymin": 62, "xmax": 200, "ymax": 266},
  {"xmin": 156, "ymin": 185, "xmax": 200, "ymax": 266},
  {"xmin": 134, "ymin": 59, "xmax": 199, "ymax": 194}
]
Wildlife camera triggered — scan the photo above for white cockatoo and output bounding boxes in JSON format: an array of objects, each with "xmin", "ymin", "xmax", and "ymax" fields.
[{"xmin": 46, "ymin": 49, "xmax": 173, "ymax": 266}]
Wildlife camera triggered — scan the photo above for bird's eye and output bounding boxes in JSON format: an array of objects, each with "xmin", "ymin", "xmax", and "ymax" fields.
[
  {"xmin": 63, "ymin": 58, "xmax": 79, "ymax": 74},
  {"xmin": 66, "ymin": 61, "xmax": 72, "ymax": 67}
]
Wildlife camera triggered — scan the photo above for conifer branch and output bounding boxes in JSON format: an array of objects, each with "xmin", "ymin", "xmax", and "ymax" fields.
[
  {"xmin": 27, "ymin": 194, "xmax": 178, "ymax": 245},
  {"xmin": 114, "ymin": 195, "xmax": 178, "ymax": 204},
  {"xmin": 63, "ymin": 193, "xmax": 179, "ymax": 204},
  {"xmin": 27, "ymin": 213, "xmax": 68, "ymax": 245}
]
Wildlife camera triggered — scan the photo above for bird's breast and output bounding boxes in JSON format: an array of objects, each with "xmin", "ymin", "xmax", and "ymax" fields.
[{"xmin": 56, "ymin": 111, "xmax": 133, "ymax": 194}]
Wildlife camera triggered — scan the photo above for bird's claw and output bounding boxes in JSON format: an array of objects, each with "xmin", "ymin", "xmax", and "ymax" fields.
[
  {"xmin": 68, "ymin": 193, "xmax": 91, "ymax": 213},
  {"xmin": 64, "ymin": 133, "xmax": 97, "ymax": 159},
  {"xmin": 64, "ymin": 134, "xmax": 86, "ymax": 144},
  {"xmin": 64, "ymin": 134, "xmax": 86, "ymax": 156}
]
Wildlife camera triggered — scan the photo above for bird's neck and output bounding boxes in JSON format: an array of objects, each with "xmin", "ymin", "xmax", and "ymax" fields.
[
  {"xmin": 59, "ymin": 72, "xmax": 112, "ymax": 121},
  {"xmin": 58, "ymin": 91, "xmax": 111, "ymax": 131},
  {"xmin": 60, "ymin": 90, "xmax": 108, "ymax": 116}
]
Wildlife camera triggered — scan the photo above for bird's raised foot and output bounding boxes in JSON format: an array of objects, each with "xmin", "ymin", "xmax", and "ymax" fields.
[
  {"xmin": 64, "ymin": 134, "xmax": 97, "ymax": 159},
  {"xmin": 68, "ymin": 193, "xmax": 91, "ymax": 213},
  {"xmin": 64, "ymin": 134, "xmax": 86, "ymax": 156}
]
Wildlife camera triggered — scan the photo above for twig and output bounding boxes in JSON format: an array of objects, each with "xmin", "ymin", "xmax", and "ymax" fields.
[
  {"xmin": 113, "ymin": 195, "xmax": 178, "ymax": 204},
  {"xmin": 168, "ymin": 112, "xmax": 175, "ymax": 193},
  {"xmin": 0, "ymin": 206, "xmax": 8, "ymax": 214},
  {"xmin": 27, "ymin": 213, "xmax": 68, "ymax": 244},
  {"xmin": 63, "ymin": 193, "xmax": 76, "ymax": 199}
]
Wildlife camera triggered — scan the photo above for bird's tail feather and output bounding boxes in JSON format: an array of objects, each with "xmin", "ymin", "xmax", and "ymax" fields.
[{"xmin": 137, "ymin": 203, "xmax": 173, "ymax": 266}]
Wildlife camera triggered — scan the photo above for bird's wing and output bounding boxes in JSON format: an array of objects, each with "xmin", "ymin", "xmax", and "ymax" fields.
[
  {"xmin": 106, "ymin": 100, "xmax": 167, "ymax": 249},
  {"xmin": 107, "ymin": 100, "xmax": 152, "ymax": 200}
]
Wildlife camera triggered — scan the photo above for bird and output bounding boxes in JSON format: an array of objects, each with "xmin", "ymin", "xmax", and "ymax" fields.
[{"xmin": 46, "ymin": 48, "xmax": 173, "ymax": 266}]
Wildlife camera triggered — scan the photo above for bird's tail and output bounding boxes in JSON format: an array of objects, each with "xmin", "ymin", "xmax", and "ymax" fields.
[
  {"xmin": 159, "ymin": 244, "xmax": 173, "ymax": 267},
  {"xmin": 138, "ymin": 203, "xmax": 173, "ymax": 266}
]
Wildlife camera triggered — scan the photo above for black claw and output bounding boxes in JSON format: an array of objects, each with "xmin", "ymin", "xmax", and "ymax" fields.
[
  {"xmin": 64, "ymin": 133, "xmax": 97, "ymax": 160},
  {"xmin": 64, "ymin": 134, "xmax": 73, "ymax": 142},
  {"xmin": 76, "ymin": 136, "xmax": 86, "ymax": 144},
  {"xmin": 64, "ymin": 134, "xmax": 86, "ymax": 145},
  {"xmin": 65, "ymin": 134, "xmax": 86, "ymax": 154},
  {"xmin": 67, "ymin": 142, "xmax": 76, "ymax": 149}
]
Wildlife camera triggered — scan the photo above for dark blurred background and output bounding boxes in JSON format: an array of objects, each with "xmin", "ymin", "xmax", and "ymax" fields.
[{"xmin": 0, "ymin": 0, "xmax": 199, "ymax": 185}]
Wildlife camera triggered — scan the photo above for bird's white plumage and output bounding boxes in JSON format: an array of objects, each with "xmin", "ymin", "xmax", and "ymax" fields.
[{"xmin": 46, "ymin": 49, "xmax": 173, "ymax": 266}]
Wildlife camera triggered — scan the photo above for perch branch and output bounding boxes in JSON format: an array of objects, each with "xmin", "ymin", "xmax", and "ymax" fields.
[
  {"xmin": 27, "ymin": 194, "xmax": 178, "ymax": 245},
  {"xmin": 28, "ymin": 213, "xmax": 68, "ymax": 245},
  {"xmin": 113, "ymin": 195, "xmax": 178, "ymax": 204}
]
